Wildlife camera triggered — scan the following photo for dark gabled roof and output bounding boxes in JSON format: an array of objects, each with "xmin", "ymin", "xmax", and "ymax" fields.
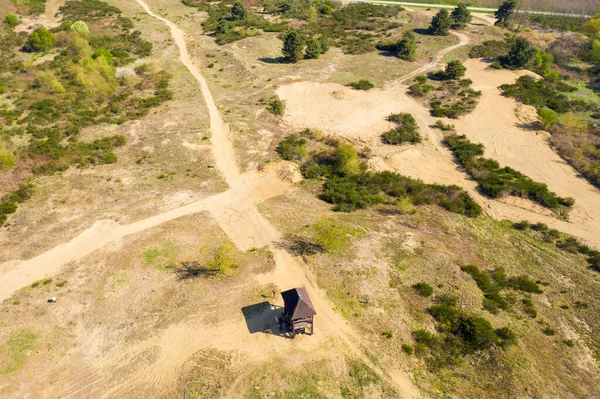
[{"xmin": 281, "ymin": 287, "xmax": 317, "ymax": 319}]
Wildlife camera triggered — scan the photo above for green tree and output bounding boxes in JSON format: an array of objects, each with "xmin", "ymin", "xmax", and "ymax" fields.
[
  {"xmin": 451, "ymin": 4, "xmax": 472, "ymax": 29},
  {"xmin": 282, "ymin": 30, "xmax": 304, "ymax": 63},
  {"xmin": 70, "ymin": 20, "xmax": 89, "ymax": 36},
  {"xmin": 495, "ymin": 0, "xmax": 517, "ymax": 27},
  {"xmin": 4, "ymin": 13, "xmax": 19, "ymax": 27},
  {"xmin": 502, "ymin": 37, "xmax": 535, "ymax": 68},
  {"xmin": 456, "ymin": 316, "xmax": 499, "ymax": 350},
  {"xmin": 582, "ymin": 18, "xmax": 600, "ymax": 37},
  {"xmin": 538, "ymin": 107, "xmax": 557, "ymax": 130},
  {"xmin": 396, "ymin": 31, "xmax": 417, "ymax": 61},
  {"xmin": 429, "ymin": 9, "xmax": 453, "ymax": 36},
  {"xmin": 231, "ymin": 1, "xmax": 248, "ymax": 21},
  {"xmin": 24, "ymin": 26, "xmax": 57, "ymax": 52},
  {"xmin": 305, "ymin": 36, "xmax": 322, "ymax": 59},
  {"xmin": 588, "ymin": 39, "xmax": 600, "ymax": 63},
  {"xmin": 445, "ymin": 60, "xmax": 467, "ymax": 79},
  {"xmin": 334, "ymin": 141, "xmax": 362, "ymax": 176}
]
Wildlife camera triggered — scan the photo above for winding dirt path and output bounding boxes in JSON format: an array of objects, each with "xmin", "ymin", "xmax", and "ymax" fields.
[{"xmin": 389, "ymin": 31, "xmax": 469, "ymax": 87}]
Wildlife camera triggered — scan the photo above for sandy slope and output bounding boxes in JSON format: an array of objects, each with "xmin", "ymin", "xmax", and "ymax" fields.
[
  {"xmin": 277, "ymin": 61, "xmax": 600, "ymax": 249},
  {"xmin": 15, "ymin": 0, "xmax": 64, "ymax": 33}
]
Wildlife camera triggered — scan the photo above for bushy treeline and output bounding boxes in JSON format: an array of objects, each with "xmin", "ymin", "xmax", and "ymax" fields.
[
  {"xmin": 276, "ymin": 132, "xmax": 481, "ymax": 216},
  {"xmin": 444, "ymin": 135, "xmax": 574, "ymax": 214},
  {"xmin": 501, "ymin": 76, "xmax": 598, "ymax": 114},
  {"xmin": 184, "ymin": 0, "xmax": 404, "ymax": 55},
  {"xmin": 513, "ymin": 220, "xmax": 600, "ymax": 273}
]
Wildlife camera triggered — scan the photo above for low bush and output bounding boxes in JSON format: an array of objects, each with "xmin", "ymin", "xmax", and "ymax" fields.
[
  {"xmin": 264, "ymin": 96, "xmax": 284, "ymax": 116},
  {"xmin": 469, "ymin": 40, "xmax": 511, "ymax": 59},
  {"xmin": 349, "ymin": 80, "xmax": 374, "ymax": 91},
  {"xmin": 382, "ymin": 113, "xmax": 421, "ymax": 145},
  {"xmin": 276, "ymin": 134, "xmax": 307, "ymax": 161},
  {"xmin": 412, "ymin": 282, "xmax": 434, "ymax": 297},
  {"xmin": 444, "ymin": 135, "xmax": 574, "ymax": 213},
  {"xmin": 4, "ymin": 14, "xmax": 19, "ymax": 27}
]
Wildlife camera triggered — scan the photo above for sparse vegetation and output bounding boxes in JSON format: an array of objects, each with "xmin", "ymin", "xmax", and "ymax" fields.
[
  {"xmin": 410, "ymin": 74, "xmax": 481, "ymax": 119},
  {"xmin": 349, "ymin": 79, "xmax": 374, "ymax": 91},
  {"xmin": 444, "ymin": 135, "xmax": 575, "ymax": 214},
  {"xmin": 382, "ymin": 113, "xmax": 421, "ymax": 145},
  {"xmin": 413, "ymin": 282, "xmax": 434, "ymax": 297}
]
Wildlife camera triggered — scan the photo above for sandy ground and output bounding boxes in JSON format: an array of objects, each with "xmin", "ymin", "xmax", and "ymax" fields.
[
  {"xmin": 0, "ymin": 1, "xmax": 422, "ymax": 396},
  {"xmin": 277, "ymin": 59, "xmax": 600, "ymax": 249},
  {"xmin": 15, "ymin": 0, "xmax": 64, "ymax": 33}
]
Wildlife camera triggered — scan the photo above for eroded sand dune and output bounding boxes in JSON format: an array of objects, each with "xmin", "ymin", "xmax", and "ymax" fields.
[{"xmin": 277, "ymin": 59, "xmax": 600, "ymax": 248}]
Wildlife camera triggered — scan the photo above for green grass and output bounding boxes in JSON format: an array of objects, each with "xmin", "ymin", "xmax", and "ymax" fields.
[{"xmin": 0, "ymin": 329, "xmax": 38, "ymax": 375}]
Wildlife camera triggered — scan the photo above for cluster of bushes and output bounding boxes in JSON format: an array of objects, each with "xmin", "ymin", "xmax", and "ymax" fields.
[
  {"xmin": 513, "ymin": 221, "xmax": 600, "ymax": 273},
  {"xmin": 261, "ymin": 96, "xmax": 284, "ymax": 115},
  {"xmin": 444, "ymin": 135, "xmax": 574, "ymax": 214},
  {"xmin": 0, "ymin": 0, "xmax": 173, "ymax": 226},
  {"xmin": 500, "ymin": 76, "xmax": 597, "ymax": 114},
  {"xmin": 469, "ymin": 40, "xmax": 511, "ymax": 59},
  {"xmin": 377, "ymin": 31, "xmax": 417, "ymax": 61},
  {"xmin": 276, "ymin": 134, "xmax": 307, "ymax": 161},
  {"xmin": 184, "ymin": 0, "xmax": 404, "ymax": 55},
  {"xmin": 280, "ymin": 30, "xmax": 330, "ymax": 62},
  {"xmin": 461, "ymin": 264, "xmax": 543, "ymax": 315},
  {"xmin": 285, "ymin": 134, "xmax": 481, "ymax": 216},
  {"xmin": 409, "ymin": 71, "xmax": 481, "ymax": 119},
  {"xmin": 381, "ymin": 113, "xmax": 421, "ymax": 145},
  {"xmin": 348, "ymin": 79, "xmax": 374, "ymax": 91},
  {"xmin": 410, "ymin": 295, "xmax": 516, "ymax": 370},
  {"xmin": 0, "ymin": 184, "xmax": 34, "ymax": 227},
  {"xmin": 549, "ymin": 124, "xmax": 600, "ymax": 188}
]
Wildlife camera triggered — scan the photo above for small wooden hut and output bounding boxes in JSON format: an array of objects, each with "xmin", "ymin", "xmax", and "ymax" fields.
[{"xmin": 281, "ymin": 287, "xmax": 316, "ymax": 338}]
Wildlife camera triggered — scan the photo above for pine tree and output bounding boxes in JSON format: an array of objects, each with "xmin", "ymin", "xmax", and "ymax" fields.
[
  {"xmin": 445, "ymin": 60, "xmax": 467, "ymax": 79},
  {"xmin": 305, "ymin": 37, "xmax": 322, "ymax": 59},
  {"xmin": 451, "ymin": 4, "xmax": 472, "ymax": 29},
  {"xmin": 396, "ymin": 31, "xmax": 416, "ymax": 61},
  {"xmin": 282, "ymin": 30, "xmax": 304, "ymax": 63},
  {"xmin": 429, "ymin": 9, "xmax": 452, "ymax": 36},
  {"xmin": 502, "ymin": 37, "xmax": 535, "ymax": 68},
  {"xmin": 231, "ymin": 1, "xmax": 248, "ymax": 21},
  {"xmin": 495, "ymin": 0, "xmax": 517, "ymax": 27}
]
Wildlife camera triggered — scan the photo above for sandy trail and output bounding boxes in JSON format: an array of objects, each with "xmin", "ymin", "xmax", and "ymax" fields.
[
  {"xmin": 389, "ymin": 31, "xmax": 469, "ymax": 87},
  {"xmin": 133, "ymin": 0, "xmax": 240, "ymax": 187},
  {"xmin": 277, "ymin": 61, "xmax": 600, "ymax": 249}
]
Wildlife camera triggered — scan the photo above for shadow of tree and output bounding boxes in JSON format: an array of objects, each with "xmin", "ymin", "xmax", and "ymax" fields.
[
  {"xmin": 258, "ymin": 56, "xmax": 286, "ymax": 64},
  {"xmin": 174, "ymin": 261, "xmax": 220, "ymax": 280},
  {"xmin": 276, "ymin": 235, "xmax": 325, "ymax": 260},
  {"xmin": 413, "ymin": 28, "xmax": 431, "ymax": 36}
]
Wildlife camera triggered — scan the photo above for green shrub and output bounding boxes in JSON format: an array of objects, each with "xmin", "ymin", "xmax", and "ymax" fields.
[
  {"xmin": 0, "ymin": 150, "xmax": 16, "ymax": 170},
  {"xmin": 508, "ymin": 276, "xmax": 543, "ymax": 293},
  {"xmin": 4, "ymin": 13, "xmax": 19, "ymax": 27},
  {"xmin": 445, "ymin": 60, "xmax": 466, "ymax": 80},
  {"xmin": 522, "ymin": 297, "xmax": 537, "ymax": 318},
  {"xmin": 24, "ymin": 27, "xmax": 57, "ymax": 52},
  {"xmin": 304, "ymin": 36, "xmax": 322, "ymax": 59},
  {"xmin": 412, "ymin": 282, "xmax": 434, "ymax": 297},
  {"xmin": 401, "ymin": 343, "xmax": 414, "ymax": 355},
  {"xmin": 265, "ymin": 97, "xmax": 284, "ymax": 116},
  {"xmin": 542, "ymin": 327, "xmax": 556, "ymax": 336},
  {"xmin": 501, "ymin": 37, "xmax": 535, "ymax": 69},
  {"xmin": 349, "ymin": 80, "xmax": 374, "ymax": 91},
  {"xmin": 311, "ymin": 218, "xmax": 360, "ymax": 252},
  {"xmin": 456, "ymin": 316, "xmax": 499, "ymax": 350},
  {"xmin": 444, "ymin": 135, "xmax": 573, "ymax": 212},
  {"xmin": 70, "ymin": 20, "xmax": 90, "ymax": 36},
  {"xmin": 382, "ymin": 113, "xmax": 421, "ymax": 145},
  {"xmin": 469, "ymin": 40, "xmax": 510, "ymax": 59},
  {"xmin": 276, "ymin": 134, "xmax": 307, "ymax": 161},
  {"xmin": 396, "ymin": 31, "xmax": 416, "ymax": 61}
]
